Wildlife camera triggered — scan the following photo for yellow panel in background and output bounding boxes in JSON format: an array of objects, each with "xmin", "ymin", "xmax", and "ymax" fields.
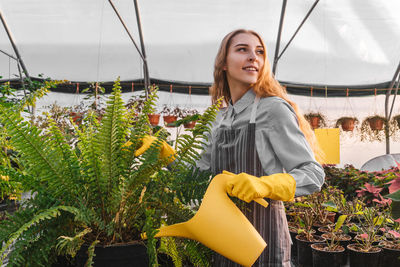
[{"xmin": 314, "ymin": 128, "xmax": 340, "ymax": 164}]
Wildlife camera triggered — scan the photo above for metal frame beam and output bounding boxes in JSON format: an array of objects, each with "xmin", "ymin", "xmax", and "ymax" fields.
[
  {"xmin": 272, "ymin": 0, "xmax": 287, "ymax": 75},
  {"xmin": 133, "ymin": 0, "xmax": 150, "ymax": 97},
  {"xmin": 385, "ymin": 60, "xmax": 400, "ymax": 154},
  {"xmin": 0, "ymin": 9, "xmax": 30, "ymax": 81},
  {"xmin": 108, "ymin": 0, "xmax": 150, "ymax": 98},
  {"xmin": 272, "ymin": 0, "xmax": 320, "ymax": 75}
]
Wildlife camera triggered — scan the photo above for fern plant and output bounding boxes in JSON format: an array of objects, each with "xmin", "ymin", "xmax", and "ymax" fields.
[{"xmin": 0, "ymin": 79, "xmax": 220, "ymax": 266}]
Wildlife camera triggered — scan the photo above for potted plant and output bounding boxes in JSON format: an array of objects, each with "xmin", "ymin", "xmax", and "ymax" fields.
[
  {"xmin": 347, "ymin": 207, "xmax": 383, "ymax": 267},
  {"xmin": 295, "ymin": 208, "xmax": 326, "ymax": 267},
  {"xmin": 161, "ymin": 105, "xmax": 181, "ymax": 127},
  {"xmin": 335, "ymin": 117, "xmax": 359, "ymax": 132},
  {"xmin": 304, "ymin": 112, "xmax": 327, "ymax": 129},
  {"xmin": 360, "ymin": 115, "xmax": 389, "ymax": 142},
  {"xmin": 311, "ymin": 215, "xmax": 348, "ymax": 267},
  {"xmin": 181, "ymin": 108, "xmax": 200, "ymax": 129},
  {"xmin": 0, "ymin": 80, "xmax": 221, "ymax": 266},
  {"xmin": 391, "ymin": 114, "xmax": 400, "ymax": 129}
]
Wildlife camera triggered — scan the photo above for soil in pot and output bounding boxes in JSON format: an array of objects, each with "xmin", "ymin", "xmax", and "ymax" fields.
[
  {"xmin": 378, "ymin": 241, "xmax": 400, "ymax": 267},
  {"xmin": 347, "ymin": 243, "xmax": 381, "ymax": 267},
  {"xmin": 296, "ymin": 234, "xmax": 325, "ymax": 267},
  {"xmin": 311, "ymin": 243, "xmax": 345, "ymax": 267},
  {"xmin": 75, "ymin": 242, "xmax": 149, "ymax": 267}
]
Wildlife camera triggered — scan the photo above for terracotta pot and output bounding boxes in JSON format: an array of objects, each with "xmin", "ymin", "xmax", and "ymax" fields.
[
  {"xmin": 309, "ymin": 116, "xmax": 320, "ymax": 129},
  {"xmin": 341, "ymin": 118, "xmax": 355, "ymax": 131},
  {"xmin": 147, "ymin": 114, "xmax": 160, "ymax": 126},
  {"xmin": 368, "ymin": 117, "xmax": 384, "ymax": 130},
  {"xmin": 163, "ymin": 115, "xmax": 177, "ymax": 127},
  {"xmin": 70, "ymin": 112, "xmax": 83, "ymax": 125},
  {"xmin": 184, "ymin": 120, "xmax": 197, "ymax": 129}
]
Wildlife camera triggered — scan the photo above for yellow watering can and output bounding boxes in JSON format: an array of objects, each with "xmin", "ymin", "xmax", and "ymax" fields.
[{"xmin": 145, "ymin": 173, "xmax": 268, "ymax": 267}]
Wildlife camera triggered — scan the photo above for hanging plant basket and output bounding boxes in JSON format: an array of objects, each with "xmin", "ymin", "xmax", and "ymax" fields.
[
  {"xmin": 147, "ymin": 114, "xmax": 160, "ymax": 126},
  {"xmin": 69, "ymin": 111, "xmax": 83, "ymax": 125},
  {"xmin": 304, "ymin": 113, "xmax": 327, "ymax": 129},
  {"xmin": 184, "ymin": 120, "xmax": 197, "ymax": 129},
  {"xmin": 335, "ymin": 117, "xmax": 358, "ymax": 132},
  {"xmin": 360, "ymin": 115, "xmax": 389, "ymax": 142},
  {"xmin": 368, "ymin": 116, "xmax": 384, "ymax": 130},
  {"xmin": 163, "ymin": 115, "xmax": 178, "ymax": 127}
]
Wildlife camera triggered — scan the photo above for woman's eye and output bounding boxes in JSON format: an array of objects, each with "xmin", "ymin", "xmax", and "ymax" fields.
[
  {"xmin": 257, "ymin": 50, "xmax": 264, "ymax": 55},
  {"xmin": 237, "ymin": 47, "xmax": 246, "ymax": 52}
]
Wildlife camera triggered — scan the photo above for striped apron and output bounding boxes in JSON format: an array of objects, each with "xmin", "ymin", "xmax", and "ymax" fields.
[{"xmin": 211, "ymin": 97, "xmax": 291, "ymax": 267}]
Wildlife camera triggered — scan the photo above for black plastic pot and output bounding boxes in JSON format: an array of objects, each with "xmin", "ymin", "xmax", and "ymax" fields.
[
  {"xmin": 347, "ymin": 243, "xmax": 381, "ymax": 267},
  {"xmin": 75, "ymin": 242, "xmax": 149, "ymax": 267},
  {"xmin": 311, "ymin": 243, "xmax": 345, "ymax": 267},
  {"xmin": 379, "ymin": 245, "xmax": 400, "ymax": 267},
  {"xmin": 289, "ymin": 229, "xmax": 298, "ymax": 265},
  {"xmin": 321, "ymin": 233, "xmax": 352, "ymax": 266},
  {"xmin": 295, "ymin": 234, "xmax": 325, "ymax": 267}
]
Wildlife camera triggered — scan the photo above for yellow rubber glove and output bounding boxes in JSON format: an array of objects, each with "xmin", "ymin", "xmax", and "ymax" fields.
[
  {"xmin": 133, "ymin": 135, "xmax": 176, "ymax": 163},
  {"xmin": 225, "ymin": 171, "xmax": 296, "ymax": 203}
]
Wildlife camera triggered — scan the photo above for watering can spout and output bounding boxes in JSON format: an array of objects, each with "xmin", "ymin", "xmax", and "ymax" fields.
[
  {"xmin": 143, "ymin": 173, "xmax": 268, "ymax": 267},
  {"xmin": 154, "ymin": 222, "xmax": 191, "ymax": 239}
]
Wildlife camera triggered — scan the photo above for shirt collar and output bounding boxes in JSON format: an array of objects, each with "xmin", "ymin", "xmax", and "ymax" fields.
[{"xmin": 228, "ymin": 89, "xmax": 256, "ymax": 115}]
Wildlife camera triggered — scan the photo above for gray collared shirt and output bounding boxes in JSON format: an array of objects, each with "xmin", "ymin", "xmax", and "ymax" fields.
[{"xmin": 197, "ymin": 89, "xmax": 325, "ymax": 197}]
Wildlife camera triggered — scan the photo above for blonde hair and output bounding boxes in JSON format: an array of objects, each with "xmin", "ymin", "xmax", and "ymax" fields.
[{"xmin": 210, "ymin": 29, "xmax": 325, "ymax": 163}]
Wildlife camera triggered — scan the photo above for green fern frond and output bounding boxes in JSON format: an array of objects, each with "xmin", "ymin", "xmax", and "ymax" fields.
[
  {"xmin": 158, "ymin": 237, "xmax": 182, "ymax": 267},
  {"xmin": 0, "ymin": 205, "xmax": 78, "ymax": 265},
  {"xmin": 85, "ymin": 240, "xmax": 100, "ymax": 267},
  {"xmin": 0, "ymin": 106, "xmax": 77, "ymax": 200},
  {"xmin": 56, "ymin": 228, "xmax": 92, "ymax": 258}
]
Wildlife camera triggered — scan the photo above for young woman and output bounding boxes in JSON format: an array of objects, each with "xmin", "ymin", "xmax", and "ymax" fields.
[{"xmin": 195, "ymin": 29, "xmax": 325, "ymax": 266}]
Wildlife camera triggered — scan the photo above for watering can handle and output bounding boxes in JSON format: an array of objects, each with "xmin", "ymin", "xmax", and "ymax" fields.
[
  {"xmin": 222, "ymin": 171, "xmax": 269, "ymax": 208},
  {"xmin": 254, "ymin": 198, "xmax": 269, "ymax": 207}
]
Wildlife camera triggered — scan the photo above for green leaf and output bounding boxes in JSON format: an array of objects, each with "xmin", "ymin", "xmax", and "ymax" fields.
[
  {"xmin": 334, "ymin": 215, "xmax": 347, "ymax": 232},
  {"xmin": 386, "ymin": 189, "xmax": 400, "ymax": 201},
  {"xmin": 322, "ymin": 200, "xmax": 338, "ymax": 212}
]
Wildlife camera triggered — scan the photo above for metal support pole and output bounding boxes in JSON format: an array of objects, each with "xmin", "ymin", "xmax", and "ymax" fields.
[
  {"xmin": 277, "ymin": 0, "xmax": 320, "ymax": 61},
  {"xmin": 384, "ymin": 60, "xmax": 400, "ymax": 154},
  {"xmin": 108, "ymin": 0, "xmax": 145, "ymax": 62},
  {"xmin": 133, "ymin": 0, "xmax": 150, "ymax": 97},
  {"xmin": 0, "ymin": 9, "xmax": 31, "ymax": 81},
  {"xmin": 0, "ymin": 48, "xmax": 18, "ymax": 61},
  {"xmin": 272, "ymin": 0, "xmax": 287, "ymax": 76}
]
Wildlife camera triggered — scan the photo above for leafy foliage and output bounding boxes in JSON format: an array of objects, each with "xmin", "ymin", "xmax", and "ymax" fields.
[{"xmin": 0, "ymin": 79, "xmax": 220, "ymax": 266}]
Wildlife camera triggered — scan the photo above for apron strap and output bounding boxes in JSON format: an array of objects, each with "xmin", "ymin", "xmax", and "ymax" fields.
[{"xmin": 250, "ymin": 96, "xmax": 260, "ymax": 124}]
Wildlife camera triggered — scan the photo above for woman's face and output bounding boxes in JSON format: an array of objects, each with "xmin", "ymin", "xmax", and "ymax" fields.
[{"xmin": 224, "ymin": 33, "xmax": 265, "ymax": 91}]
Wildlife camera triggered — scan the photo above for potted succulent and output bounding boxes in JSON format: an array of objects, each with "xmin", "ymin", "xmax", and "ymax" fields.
[
  {"xmin": 335, "ymin": 117, "xmax": 359, "ymax": 132},
  {"xmin": 304, "ymin": 112, "xmax": 327, "ymax": 129},
  {"xmin": 0, "ymin": 80, "xmax": 220, "ymax": 266}
]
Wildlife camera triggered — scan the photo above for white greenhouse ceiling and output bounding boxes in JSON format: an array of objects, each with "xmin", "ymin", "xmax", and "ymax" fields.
[{"xmin": 0, "ymin": 0, "xmax": 399, "ymax": 86}]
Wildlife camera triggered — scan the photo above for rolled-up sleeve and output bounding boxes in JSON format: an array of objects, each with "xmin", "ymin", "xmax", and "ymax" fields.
[{"xmin": 256, "ymin": 98, "xmax": 325, "ymax": 197}]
